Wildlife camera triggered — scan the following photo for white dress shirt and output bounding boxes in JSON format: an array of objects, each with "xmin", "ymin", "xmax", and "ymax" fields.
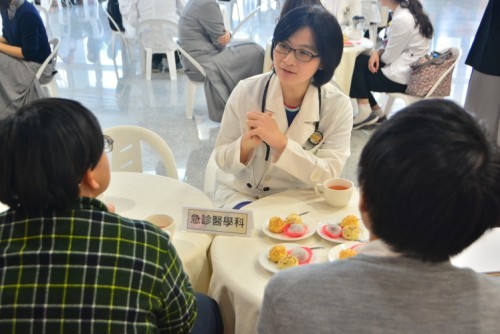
[{"xmin": 118, "ymin": 0, "xmax": 185, "ymax": 27}]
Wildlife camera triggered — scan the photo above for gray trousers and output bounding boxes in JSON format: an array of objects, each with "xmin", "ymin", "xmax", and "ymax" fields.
[
  {"xmin": 465, "ymin": 70, "xmax": 500, "ymax": 146},
  {"xmin": 0, "ymin": 52, "xmax": 50, "ymax": 119}
]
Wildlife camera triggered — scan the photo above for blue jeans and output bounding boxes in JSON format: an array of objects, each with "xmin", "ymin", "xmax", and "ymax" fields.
[{"xmin": 191, "ymin": 293, "xmax": 224, "ymax": 334}]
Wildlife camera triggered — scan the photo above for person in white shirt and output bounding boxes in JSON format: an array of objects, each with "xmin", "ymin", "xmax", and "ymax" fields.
[
  {"xmin": 349, "ymin": 0, "xmax": 433, "ymax": 129},
  {"xmin": 213, "ymin": 6, "xmax": 352, "ymax": 209},
  {"xmin": 118, "ymin": 0, "xmax": 185, "ymax": 70},
  {"xmin": 119, "ymin": 0, "xmax": 185, "ymax": 26},
  {"xmin": 258, "ymin": 99, "xmax": 500, "ymax": 334}
]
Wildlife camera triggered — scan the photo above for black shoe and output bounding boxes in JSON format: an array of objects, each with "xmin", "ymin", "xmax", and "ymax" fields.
[
  {"xmin": 353, "ymin": 112, "xmax": 379, "ymax": 130},
  {"xmin": 151, "ymin": 62, "xmax": 161, "ymax": 73},
  {"xmin": 376, "ymin": 116, "xmax": 387, "ymax": 124},
  {"xmin": 163, "ymin": 60, "xmax": 183, "ymax": 72}
]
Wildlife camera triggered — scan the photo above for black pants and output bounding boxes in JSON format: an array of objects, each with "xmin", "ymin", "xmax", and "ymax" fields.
[
  {"xmin": 349, "ymin": 54, "xmax": 407, "ymax": 107},
  {"xmin": 152, "ymin": 52, "xmax": 181, "ymax": 66}
]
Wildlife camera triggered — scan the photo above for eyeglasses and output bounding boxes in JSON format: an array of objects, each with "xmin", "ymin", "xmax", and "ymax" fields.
[
  {"xmin": 274, "ymin": 42, "xmax": 319, "ymax": 62},
  {"xmin": 104, "ymin": 135, "xmax": 114, "ymax": 153}
]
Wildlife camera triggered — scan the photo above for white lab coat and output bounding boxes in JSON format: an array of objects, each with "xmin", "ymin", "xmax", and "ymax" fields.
[
  {"xmin": 380, "ymin": 6, "xmax": 430, "ymax": 84},
  {"xmin": 214, "ymin": 73, "xmax": 353, "ymax": 208},
  {"xmin": 118, "ymin": 0, "xmax": 185, "ymax": 27}
]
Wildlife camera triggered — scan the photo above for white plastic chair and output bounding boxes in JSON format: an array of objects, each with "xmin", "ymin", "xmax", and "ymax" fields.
[
  {"xmin": 176, "ymin": 40, "xmax": 207, "ymax": 119},
  {"xmin": 102, "ymin": 0, "xmax": 133, "ymax": 61},
  {"xmin": 36, "ymin": 37, "xmax": 60, "ymax": 97},
  {"xmin": 103, "ymin": 125, "xmax": 179, "ymax": 179},
  {"xmin": 35, "ymin": 5, "xmax": 52, "ymax": 38},
  {"xmin": 231, "ymin": 6, "xmax": 260, "ymax": 40},
  {"xmin": 204, "ymin": 150, "xmax": 218, "ymax": 200},
  {"xmin": 382, "ymin": 47, "xmax": 462, "ymax": 117},
  {"xmin": 137, "ymin": 19, "xmax": 178, "ymax": 81}
]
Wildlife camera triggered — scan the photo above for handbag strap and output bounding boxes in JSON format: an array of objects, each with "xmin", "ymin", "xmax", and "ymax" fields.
[{"xmin": 410, "ymin": 49, "xmax": 453, "ymax": 70}]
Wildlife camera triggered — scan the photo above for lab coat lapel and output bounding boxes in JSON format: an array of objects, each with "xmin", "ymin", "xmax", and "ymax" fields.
[
  {"xmin": 264, "ymin": 75, "xmax": 289, "ymax": 134},
  {"xmin": 286, "ymin": 85, "xmax": 320, "ymax": 146}
]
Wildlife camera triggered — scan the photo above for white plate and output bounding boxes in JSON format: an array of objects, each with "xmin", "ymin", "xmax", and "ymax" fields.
[
  {"xmin": 328, "ymin": 242, "xmax": 367, "ymax": 262},
  {"xmin": 258, "ymin": 243, "xmax": 320, "ymax": 274},
  {"xmin": 316, "ymin": 218, "xmax": 369, "ymax": 244},
  {"xmin": 262, "ymin": 218, "xmax": 316, "ymax": 241}
]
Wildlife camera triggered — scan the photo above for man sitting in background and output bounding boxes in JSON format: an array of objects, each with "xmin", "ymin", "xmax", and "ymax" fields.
[
  {"xmin": 118, "ymin": 0, "xmax": 184, "ymax": 71},
  {"xmin": 258, "ymin": 99, "xmax": 500, "ymax": 333}
]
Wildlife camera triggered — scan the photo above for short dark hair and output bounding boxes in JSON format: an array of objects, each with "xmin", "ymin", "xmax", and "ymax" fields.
[
  {"xmin": 0, "ymin": 98, "xmax": 104, "ymax": 211},
  {"xmin": 358, "ymin": 99, "xmax": 500, "ymax": 262},
  {"xmin": 396, "ymin": 0, "xmax": 433, "ymax": 39},
  {"xmin": 278, "ymin": 0, "xmax": 325, "ymax": 21},
  {"xmin": 271, "ymin": 5, "xmax": 343, "ymax": 87}
]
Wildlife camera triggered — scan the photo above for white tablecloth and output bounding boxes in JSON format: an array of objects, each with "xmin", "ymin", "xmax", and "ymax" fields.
[
  {"xmin": 207, "ymin": 187, "xmax": 500, "ymax": 334},
  {"xmin": 333, "ymin": 37, "xmax": 373, "ymax": 94},
  {"xmin": 451, "ymin": 228, "xmax": 500, "ymax": 274},
  {"xmin": 263, "ymin": 38, "xmax": 373, "ymax": 94},
  {"xmin": 208, "ymin": 188, "xmax": 362, "ymax": 334},
  {"xmin": 102, "ymin": 172, "xmax": 215, "ymax": 293},
  {"xmin": 0, "ymin": 172, "xmax": 215, "ymax": 294}
]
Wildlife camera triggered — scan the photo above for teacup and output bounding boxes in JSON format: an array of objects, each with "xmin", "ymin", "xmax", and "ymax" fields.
[
  {"xmin": 314, "ymin": 178, "xmax": 354, "ymax": 207},
  {"xmin": 144, "ymin": 214, "xmax": 176, "ymax": 238}
]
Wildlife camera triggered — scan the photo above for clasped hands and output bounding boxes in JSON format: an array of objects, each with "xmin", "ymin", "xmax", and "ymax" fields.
[
  {"xmin": 217, "ymin": 29, "xmax": 231, "ymax": 47},
  {"xmin": 240, "ymin": 112, "xmax": 288, "ymax": 162}
]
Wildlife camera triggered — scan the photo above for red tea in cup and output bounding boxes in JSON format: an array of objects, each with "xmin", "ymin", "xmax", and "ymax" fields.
[{"xmin": 328, "ymin": 185, "xmax": 349, "ymax": 190}]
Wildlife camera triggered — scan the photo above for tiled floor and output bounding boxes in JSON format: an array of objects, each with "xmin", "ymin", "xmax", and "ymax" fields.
[{"xmin": 44, "ymin": 0, "xmax": 488, "ymax": 191}]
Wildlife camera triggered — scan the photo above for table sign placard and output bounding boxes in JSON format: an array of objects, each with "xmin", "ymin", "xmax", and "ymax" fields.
[{"xmin": 182, "ymin": 206, "xmax": 253, "ymax": 237}]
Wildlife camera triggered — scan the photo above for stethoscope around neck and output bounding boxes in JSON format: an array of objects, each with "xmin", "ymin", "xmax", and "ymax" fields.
[{"xmin": 246, "ymin": 72, "xmax": 323, "ymax": 192}]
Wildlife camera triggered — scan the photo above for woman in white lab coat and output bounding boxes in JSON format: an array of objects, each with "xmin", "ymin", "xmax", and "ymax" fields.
[
  {"xmin": 214, "ymin": 5, "xmax": 353, "ymax": 209},
  {"xmin": 349, "ymin": 0, "xmax": 433, "ymax": 129}
]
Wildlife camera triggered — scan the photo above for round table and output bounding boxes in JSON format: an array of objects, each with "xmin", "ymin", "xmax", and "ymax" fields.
[
  {"xmin": 451, "ymin": 228, "xmax": 500, "ymax": 275},
  {"xmin": 208, "ymin": 188, "xmax": 362, "ymax": 334},
  {"xmin": 333, "ymin": 37, "xmax": 373, "ymax": 94},
  {"xmin": 207, "ymin": 187, "xmax": 500, "ymax": 334},
  {"xmin": 101, "ymin": 172, "xmax": 215, "ymax": 293},
  {"xmin": 0, "ymin": 173, "xmax": 215, "ymax": 293}
]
